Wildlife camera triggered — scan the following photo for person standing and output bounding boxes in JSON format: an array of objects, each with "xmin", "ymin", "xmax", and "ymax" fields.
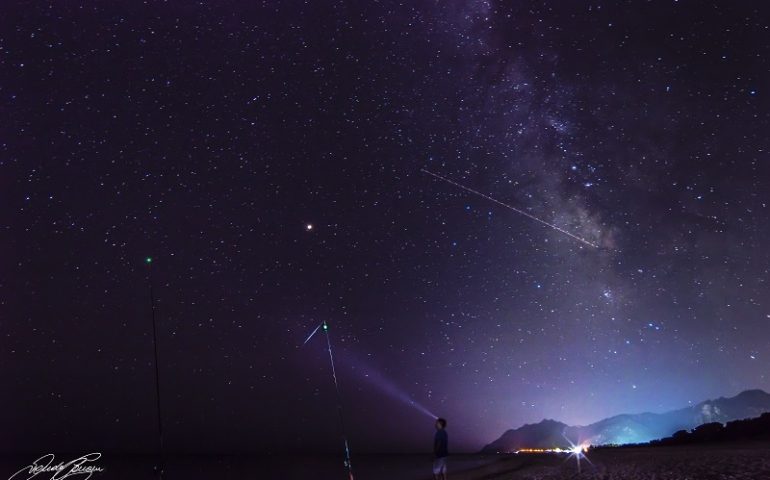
[{"xmin": 433, "ymin": 418, "xmax": 448, "ymax": 480}]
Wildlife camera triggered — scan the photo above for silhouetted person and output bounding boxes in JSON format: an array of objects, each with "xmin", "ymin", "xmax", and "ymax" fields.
[{"xmin": 433, "ymin": 417, "xmax": 448, "ymax": 480}]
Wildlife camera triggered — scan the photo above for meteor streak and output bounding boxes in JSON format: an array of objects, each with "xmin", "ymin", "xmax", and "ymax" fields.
[
  {"xmin": 421, "ymin": 168, "xmax": 599, "ymax": 248},
  {"xmin": 303, "ymin": 322, "xmax": 322, "ymax": 346}
]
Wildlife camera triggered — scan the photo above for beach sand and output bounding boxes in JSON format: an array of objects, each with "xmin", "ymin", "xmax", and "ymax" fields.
[
  {"xmin": 450, "ymin": 444, "xmax": 770, "ymax": 480},
  {"xmin": 2, "ymin": 443, "xmax": 769, "ymax": 479}
]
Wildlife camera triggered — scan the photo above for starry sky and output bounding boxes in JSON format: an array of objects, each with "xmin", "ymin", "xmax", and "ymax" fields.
[{"xmin": 2, "ymin": 0, "xmax": 769, "ymax": 455}]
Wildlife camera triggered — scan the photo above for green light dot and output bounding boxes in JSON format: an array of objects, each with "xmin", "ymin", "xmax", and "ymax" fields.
[
  {"xmin": 145, "ymin": 257, "xmax": 153, "ymax": 264},
  {"xmin": 323, "ymin": 324, "xmax": 328, "ymax": 331}
]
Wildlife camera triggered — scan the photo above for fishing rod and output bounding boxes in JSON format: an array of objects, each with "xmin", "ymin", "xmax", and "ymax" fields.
[
  {"xmin": 303, "ymin": 320, "xmax": 355, "ymax": 480},
  {"xmin": 146, "ymin": 256, "xmax": 165, "ymax": 479}
]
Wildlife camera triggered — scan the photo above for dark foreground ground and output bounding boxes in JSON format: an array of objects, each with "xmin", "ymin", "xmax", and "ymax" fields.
[{"xmin": 2, "ymin": 443, "xmax": 769, "ymax": 479}]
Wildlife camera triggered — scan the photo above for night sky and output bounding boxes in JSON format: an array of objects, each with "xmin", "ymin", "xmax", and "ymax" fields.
[{"xmin": 2, "ymin": 0, "xmax": 769, "ymax": 455}]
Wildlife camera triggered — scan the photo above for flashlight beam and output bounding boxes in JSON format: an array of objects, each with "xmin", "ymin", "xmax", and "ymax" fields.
[{"xmin": 421, "ymin": 168, "xmax": 599, "ymax": 248}]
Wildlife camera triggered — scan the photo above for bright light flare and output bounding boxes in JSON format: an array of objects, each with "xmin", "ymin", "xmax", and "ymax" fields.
[
  {"xmin": 571, "ymin": 444, "xmax": 589, "ymax": 455},
  {"xmin": 563, "ymin": 435, "xmax": 592, "ymax": 473}
]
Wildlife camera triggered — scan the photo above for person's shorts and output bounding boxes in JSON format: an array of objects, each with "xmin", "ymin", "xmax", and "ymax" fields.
[{"xmin": 432, "ymin": 457, "xmax": 447, "ymax": 475}]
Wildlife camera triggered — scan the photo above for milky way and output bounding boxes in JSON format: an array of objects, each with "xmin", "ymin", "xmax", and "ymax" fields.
[{"xmin": 2, "ymin": 1, "xmax": 769, "ymax": 454}]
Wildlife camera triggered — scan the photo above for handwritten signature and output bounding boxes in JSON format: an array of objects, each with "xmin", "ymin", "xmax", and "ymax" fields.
[{"xmin": 8, "ymin": 453, "xmax": 104, "ymax": 480}]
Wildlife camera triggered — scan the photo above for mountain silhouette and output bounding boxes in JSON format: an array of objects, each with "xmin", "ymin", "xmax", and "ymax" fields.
[{"xmin": 481, "ymin": 389, "xmax": 770, "ymax": 452}]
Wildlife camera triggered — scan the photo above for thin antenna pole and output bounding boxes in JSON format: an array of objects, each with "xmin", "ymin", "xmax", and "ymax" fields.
[
  {"xmin": 321, "ymin": 320, "xmax": 354, "ymax": 480},
  {"xmin": 147, "ymin": 257, "xmax": 165, "ymax": 479}
]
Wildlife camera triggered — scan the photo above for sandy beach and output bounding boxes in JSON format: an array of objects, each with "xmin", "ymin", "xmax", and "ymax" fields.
[
  {"xmin": 448, "ymin": 444, "xmax": 770, "ymax": 480},
  {"xmin": 3, "ymin": 443, "xmax": 769, "ymax": 479}
]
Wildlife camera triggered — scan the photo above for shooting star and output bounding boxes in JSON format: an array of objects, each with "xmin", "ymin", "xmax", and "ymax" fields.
[
  {"xmin": 421, "ymin": 168, "xmax": 599, "ymax": 248},
  {"xmin": 303, "ymin": 322, "xmax": 322, "ymax": 346}
]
